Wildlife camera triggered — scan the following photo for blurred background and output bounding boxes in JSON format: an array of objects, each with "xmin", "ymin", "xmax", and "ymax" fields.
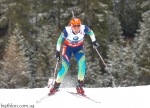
[{"xmin": 0, "ymin": 0, "xmax": 150, "ymax": 88}]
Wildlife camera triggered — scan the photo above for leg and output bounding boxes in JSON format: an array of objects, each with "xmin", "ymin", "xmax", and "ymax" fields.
[
  {"xmin": 56, "ymin": 45, "xmax": 71, "ymax": 83},
  {"xmin": 74, "ymin": 46, "xmax": 86, "ymax": 94},
  {"xmin": 50, "ymin": 58, "xmax": 70, "ymax": 93},
  {"xmin": 55, "ymin": 57, "xmax": 70, "ymax": 83},
  {"xmin": 74, "ymin": 46, "xmax": 86, "ymax": 81},
  {"xmin": 77, "ymin": 55, "xmax": 86, "ymax": 81},
  {"xmin": 50, "ymin": 45, "xmax": 71, "ymax": 93}
]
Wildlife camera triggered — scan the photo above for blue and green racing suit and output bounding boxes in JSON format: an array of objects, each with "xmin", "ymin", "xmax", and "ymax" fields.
[{"xmin": 55, "ymin": 25, "xmax": 96, "ymax": 83}]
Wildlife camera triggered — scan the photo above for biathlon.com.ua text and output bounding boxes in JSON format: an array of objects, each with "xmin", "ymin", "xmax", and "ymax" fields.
[{"xmin": 1, "ymin": 103, "xmax": 34, "ymax": 108}]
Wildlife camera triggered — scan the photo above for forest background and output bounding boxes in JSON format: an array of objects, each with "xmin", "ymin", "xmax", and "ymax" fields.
[{"xmin": 0, "ymin": 0, "xmax": 150, "ymax": 88}]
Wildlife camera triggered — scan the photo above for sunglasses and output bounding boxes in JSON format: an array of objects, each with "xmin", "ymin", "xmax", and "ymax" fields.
[{"xmin": 72, "ymin": 25, "xmax": 81, "ymax": 28}]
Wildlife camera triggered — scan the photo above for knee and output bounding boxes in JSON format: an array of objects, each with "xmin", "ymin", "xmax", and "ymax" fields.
[{"xmin": 78, "ymin": 56, "xmax": 85, "ymax": 65}]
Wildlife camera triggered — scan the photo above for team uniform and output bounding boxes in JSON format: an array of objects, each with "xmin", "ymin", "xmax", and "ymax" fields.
[
  {"xmin": 49, "ymin": 18, "xmax": 99, "ymax": 94},
  {"xmin": 56, "ymin": 25, "xmax": 96, "ymax": 83}
]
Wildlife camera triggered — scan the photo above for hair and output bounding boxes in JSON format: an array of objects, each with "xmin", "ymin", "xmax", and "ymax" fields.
[{"xmin": 68, "ymin": 20, "xmax": 72, "ymax": 26}]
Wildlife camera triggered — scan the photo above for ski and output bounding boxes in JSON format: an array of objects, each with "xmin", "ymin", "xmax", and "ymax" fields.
[
  {"xmin": 36, "ymin": 94, "xmax": 49, "ymax": 103},
  {"xmin": 36, "ymin": 90, "xmax": 59, "ymax": 103},
  {"xmin": 67, "ymin": 91, "xmax": 100, "ymax": 103}
]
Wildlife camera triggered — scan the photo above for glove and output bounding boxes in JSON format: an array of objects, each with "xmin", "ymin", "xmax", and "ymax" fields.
[
  {"xmin": 92, "ymin": 41, "xmax": 100, "ymax": 48},
  {"xmin": 55, "ymin": 51, "xmax": 60, "ymax": 61}
]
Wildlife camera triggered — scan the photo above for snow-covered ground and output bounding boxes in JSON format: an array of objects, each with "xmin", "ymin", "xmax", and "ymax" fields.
[{"xmin": 0, "ymin": 85, "xmax": 150, "ymax": 108}]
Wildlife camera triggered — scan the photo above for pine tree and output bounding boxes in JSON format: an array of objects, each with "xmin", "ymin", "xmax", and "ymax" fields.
[
  {"xmin": 34, "ymin": 25, "xmax": 56, "ymax": 87},
  {"xmin": 0, "ymin": 25, "xmax": 29, "ymax": 88},
  {"xmin": 84, "ymin": 38, "xmax": 103, "ymax": 87},
  {"xmin": 117, "ymin": 42, "xmax": 139, "ymax": 86},
  {"xmin": 0, "ymin": 0, "xmax": 32, "ymax": 36},
  {"xmin": 111, "ymin": 0, "xmax": 142, "ymax": 37},
  {"xmin": 134, "ymin": 9, "xmax": 150, "ymax": 85},
  {"xmin": 0, "ymin": 0, "xmax": 58, "ymax": 88},
  {"xmin": 25, "ymin": 0, "xmax": 66, "ymax": 87},
  {"xmin": 106, "ymin": 13, "xmax": 141, "ymax": 87},
  {"xmin": 106, "ymin": 14, "xmax": 124, "ymax": 87},
  {"xmin": 0, "ymin": 0, "xmax": 7, "ymax": 28},
  {"xmin": 107, "ymin": 0, "xmax": 150, "ymax": 87}
]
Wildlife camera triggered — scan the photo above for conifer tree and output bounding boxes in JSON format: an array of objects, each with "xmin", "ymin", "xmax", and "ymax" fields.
[
  {"xmin": 0, "ymin": 0, "xmax": 7, "ymax": 28},
  {"xmin": 0, "ymin": 0, "xmax": 32, "ymax": 36},
  {"xmin": 83, "ymin": 38, "xmax": 103, "ymax": 87},
  {"xmin": 34, "ymin": 25, "xmax": 56, "ymax": 87},
  {"xmin": 107, "ymin": 1, "xmax": 150, "ymax": 86},
  {"xmin": 117, "ymin": 42, "xmax": 139, "ymax": 86},
  {"xmin": 111, "ymin": 0, "xmax": 142, "ymax": 37},
  {"xmin": 106, "ymin": 14, "xmax": 127, "ymax": 87},
  {"xmin": 106, "ymin": 13, "xmax": 141, "ymax": 87},
  {"xmin": 134, "ymin": 8, "xmax": 150, "ymax": 85},
  {"xmin": 0, "ymin": 25, "xmax": 29, "ymax": 88}
]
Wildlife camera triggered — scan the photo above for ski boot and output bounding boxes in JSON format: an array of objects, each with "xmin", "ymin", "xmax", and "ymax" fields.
[
  {"xmin": 50, "ymin": 81, "xmax": 60, "ymax": 94},
  {"xmin": 76, "ymin": 80, "xmax": 84, "ymax": 94}
]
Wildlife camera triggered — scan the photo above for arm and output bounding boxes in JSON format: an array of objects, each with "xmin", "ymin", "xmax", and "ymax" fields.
[
  {"xmin": 84, "ymin": 25, "xmax": 100, "ymax": 48},
  {"xmin": 55, "ymin": 29, "xmax": 67, "ymax": 61},
  {"xmin": 56, "ymin": 33, "xmax": 65, "ymax": 51},
  {"xmin": 84, "ymin": 26, "xmax": 96, "ymax": 42},
  {"xmin": 56, "ymin": 29, "xmax": 67, "ymax": 51}
]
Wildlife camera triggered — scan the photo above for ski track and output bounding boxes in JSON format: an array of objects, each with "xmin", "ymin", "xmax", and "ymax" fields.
[{"xmin": 0, "ymin": 86, "xmax": 150, "ymax": 108}]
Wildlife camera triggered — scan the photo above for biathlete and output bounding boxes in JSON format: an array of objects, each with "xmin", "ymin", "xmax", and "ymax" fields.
[{"xmin": 50, "ymin": 18, "xmax": 100, "ymax": 94}]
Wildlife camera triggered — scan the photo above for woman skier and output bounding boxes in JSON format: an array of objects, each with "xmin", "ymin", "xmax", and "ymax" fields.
[{"xmin": 50, "ymin": 18, "xmax": 100, "ymax": 94}]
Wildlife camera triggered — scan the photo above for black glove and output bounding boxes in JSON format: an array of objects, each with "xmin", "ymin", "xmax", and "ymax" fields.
[
  {"xmin": 55, "ymin": 51, "xmax": 60, "ymax": 61},
  {"xmin": 92, "ymin": 41, "xmax": 100, "ymax": 48}
]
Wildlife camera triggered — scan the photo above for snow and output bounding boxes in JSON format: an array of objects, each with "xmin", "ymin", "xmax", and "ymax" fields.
[{"xmin": 0, "ymin": 86, "xmax": 150, "ymax": 108}]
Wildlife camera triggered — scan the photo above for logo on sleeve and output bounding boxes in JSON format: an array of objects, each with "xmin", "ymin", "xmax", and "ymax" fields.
[{"xmin": 61, "ymin": 32, "xmax": 64, "ymax": 36}]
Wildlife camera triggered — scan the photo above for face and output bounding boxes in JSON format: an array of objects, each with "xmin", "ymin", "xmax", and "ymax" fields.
[{"xmin": 71, "ymin": 25, "xmax": 81, "ymax": 34}]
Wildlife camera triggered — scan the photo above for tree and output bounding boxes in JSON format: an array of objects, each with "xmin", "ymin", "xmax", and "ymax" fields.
[
  {"xmin": 111, "ymin": 0, "xmax": 143, "ymax": 38},
  {"xmin": 106, "ymin": 14, "xmax": 125, "ymax": 87},
  {"xmin": 133, "ymin": 8, "xmax": 150, "ymax": 85},
  {"xmin": 83, "ymin": 38, "xmax": 103, "ymax": 87},
  {"xmin": 0, "ymin": 0, "xmax": 33, "ymax": 36},
  {"xmin": 0, "ymin": 25, "xmax": 29, "ymax": 88}
]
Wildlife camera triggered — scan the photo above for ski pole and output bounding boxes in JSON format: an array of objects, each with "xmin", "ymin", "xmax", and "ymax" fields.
[
  {"xmin": 94, "ymin": 47, "xmax": 116, "ymax": 87},
  {"xmin": 53, "ymin": 60, "xmax": 59, "ymax": 80},
  {"xmin": 48, "ymin": 60, "xmax": 59, "ymax": 88}
]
